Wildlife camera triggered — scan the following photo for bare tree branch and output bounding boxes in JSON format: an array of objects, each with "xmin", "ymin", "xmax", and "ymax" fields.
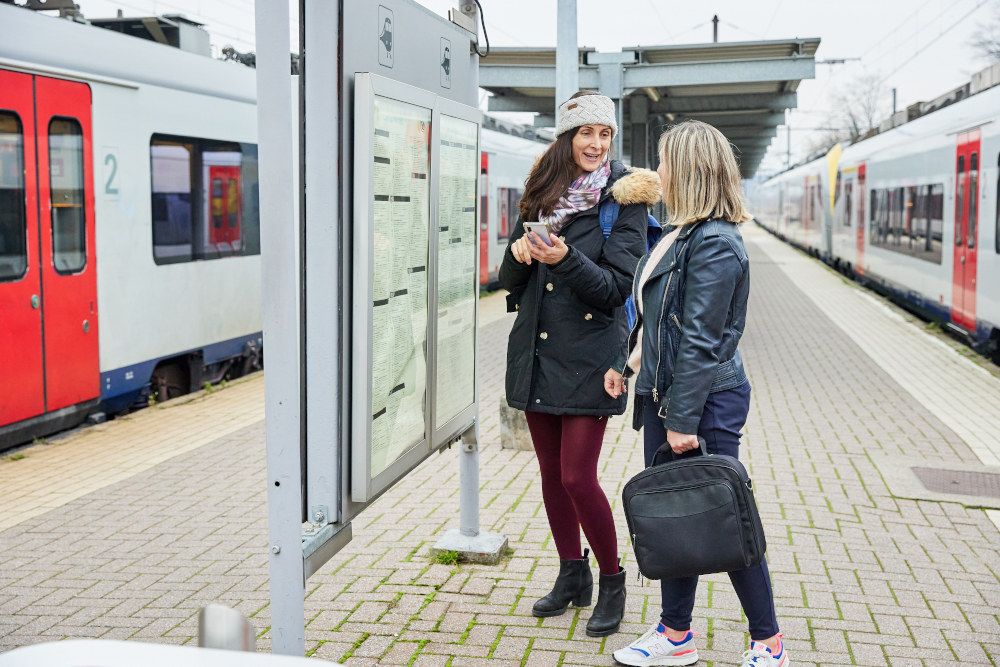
[{"xmin": 972, "ymin": 2, "xmax": 1000, "ymax": 62}]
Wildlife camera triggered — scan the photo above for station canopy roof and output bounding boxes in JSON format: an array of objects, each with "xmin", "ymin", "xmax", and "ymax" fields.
[{"xmin": 480, "ymin": 38, "xmax": 820, "ymax": 177}]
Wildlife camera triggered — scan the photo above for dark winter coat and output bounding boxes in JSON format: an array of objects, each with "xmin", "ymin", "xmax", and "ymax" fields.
[{"xmin": 500, "ymin": 160, "xmax": 662, "ymax": 416}]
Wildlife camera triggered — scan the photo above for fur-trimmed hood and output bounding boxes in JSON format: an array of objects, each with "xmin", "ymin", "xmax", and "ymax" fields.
[{"xmin": 609, "ymin": 167, "xmax": 661, "ymax": 206}]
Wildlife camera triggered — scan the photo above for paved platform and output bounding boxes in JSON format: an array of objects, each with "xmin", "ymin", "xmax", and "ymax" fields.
[{"xmin": 2, "ymin": 224, "xmax": 999, "ymax": 666}]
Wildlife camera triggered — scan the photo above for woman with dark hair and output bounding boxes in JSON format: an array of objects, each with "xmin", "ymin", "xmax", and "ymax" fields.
[{"xmin": 500, "ymin": 91, "xmax": 660, "ymax": 637}]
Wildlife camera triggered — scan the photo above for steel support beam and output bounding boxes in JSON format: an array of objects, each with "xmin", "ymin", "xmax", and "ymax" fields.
[
  {"xmin": 556, "ymin": 0, "xmax": 578, "ymax": 119},
  {"xmin": 486, "ymin": 94, "xmax": 554, "ymax": 113},
  {"xmin": 255, "ymin": 0, "xmax": 303, "ymax": 656},
  {"xmin": 681, "ymin": 112, "xmax": 785, "ymax": 128},
  {"xmin": 623, "ymin": 57, "xmax": 814, "ymax": 89},
  {"xmin": 649, "ymin": 92, "xmax": 797, "ymax": 114},
  {"xmin": 480, "ymin": 65, "xmax": 599, "ymax": 90}
]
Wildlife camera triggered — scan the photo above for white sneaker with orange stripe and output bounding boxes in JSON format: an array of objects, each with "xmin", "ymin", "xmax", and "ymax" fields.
[
  {"xmin": 739, "ymin": 637, "xmax": 789, "ymax": 667},
  {"xmin": 612, "ymin": 624, "xmax": 699, "ymax": 666}
]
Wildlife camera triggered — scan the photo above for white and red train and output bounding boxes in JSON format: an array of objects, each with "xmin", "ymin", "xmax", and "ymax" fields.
[
  {"xmin": 751, "ymin": 74, "xmax": 1000, "ymax": 360},
  {"xmin": 0, "ymin": 4, "xmax": 545, "ymax": 447}
]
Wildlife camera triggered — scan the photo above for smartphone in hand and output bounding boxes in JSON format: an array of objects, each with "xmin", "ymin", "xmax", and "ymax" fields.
[{"xmin": 523, "ymin": 222, "xmax": 553, "ymax": 247}]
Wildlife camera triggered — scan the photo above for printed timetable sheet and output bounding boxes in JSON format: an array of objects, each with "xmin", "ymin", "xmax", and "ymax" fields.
[
  {"xmin": 435, "ymin": 115, "xmax": 478, "ymax": 426},
  {"xmin": 369, "ymin": 96, "xmax": 431, "ymax": 477}
]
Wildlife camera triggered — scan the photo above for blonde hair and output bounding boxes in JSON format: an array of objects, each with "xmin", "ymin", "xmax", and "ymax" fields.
[{"xmin": 657, "ymin": 120, "xmax": 752, "ymax": 226}]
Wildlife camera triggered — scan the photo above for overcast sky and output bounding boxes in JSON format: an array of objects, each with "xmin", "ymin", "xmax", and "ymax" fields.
[{"xmin": 73, "ymin": 0, "xmax": 1000, "ymax": 171}]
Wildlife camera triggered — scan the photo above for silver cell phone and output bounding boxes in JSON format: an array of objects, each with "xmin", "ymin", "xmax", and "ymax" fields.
[{"xmin": 523, "ymin": 222, "xmax": 553, "ymax": 246}]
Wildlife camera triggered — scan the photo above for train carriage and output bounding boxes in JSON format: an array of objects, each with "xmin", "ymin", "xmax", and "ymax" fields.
[
  {"xmin": 0, "ymin": 4, "xmax": 264, "ymax": 447},
  {"xmin": 752, "ymin": 76, "xmax": 1000, "ymax": 358},
  {"xmin": 0, "ymin": 5, "xmax": 548, "ymax": 447}
]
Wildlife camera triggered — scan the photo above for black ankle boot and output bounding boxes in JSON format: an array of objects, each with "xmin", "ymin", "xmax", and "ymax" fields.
[
  {"xmin": 585, "ymin": 566, "xmax": 626, "ymax": 636},
  {"xmin": 532, "ymin": 548, "xmax": 594, "ymax": 617}
]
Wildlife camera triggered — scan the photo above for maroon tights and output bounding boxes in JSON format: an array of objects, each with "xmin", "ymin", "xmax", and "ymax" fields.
[{"xmin": 523, "ymin": 412, "xmax": 619, "ymax": 575}]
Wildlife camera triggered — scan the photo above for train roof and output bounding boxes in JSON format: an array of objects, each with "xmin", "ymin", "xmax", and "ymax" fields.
[
  {"xmin": 764, "ymin": 61, "xmax": 1000, "ymax": 182},
  {"xmin": 482, "ymin": 128, "xmax": 549, "ymax": 159},
  {"xmin": 0, "ymin": 3, "xmax": 256, "ymax": 104},
  {"xmin": 761, "ymin": 81, "xmax": 1000, "ymax": 185}
]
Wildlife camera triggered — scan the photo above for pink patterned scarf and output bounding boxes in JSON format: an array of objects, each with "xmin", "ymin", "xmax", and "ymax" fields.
[{"xmin": 539, "ymin": 160, "xmax": 611, "ymax": 234}]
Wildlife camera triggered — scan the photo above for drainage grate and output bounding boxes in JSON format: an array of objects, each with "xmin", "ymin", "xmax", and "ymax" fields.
[{"xmin": 912, "ymin": 467, "xmax": 1000, "ymax": 498}]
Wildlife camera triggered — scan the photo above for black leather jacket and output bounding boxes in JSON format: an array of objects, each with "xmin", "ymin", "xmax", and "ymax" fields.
[{"xmin": 621, "ymin": 218, "xmax": 750, "ymax": 434}]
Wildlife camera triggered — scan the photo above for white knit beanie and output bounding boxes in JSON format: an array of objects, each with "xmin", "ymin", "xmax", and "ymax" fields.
[{"xmin": 555, "ymin": 94, "xmax": 618, "ymax": 138}]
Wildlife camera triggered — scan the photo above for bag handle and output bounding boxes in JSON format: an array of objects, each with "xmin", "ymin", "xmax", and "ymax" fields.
[{"xmin": 651, "ymin": 436, "xmax": 708, "ymax": 467}]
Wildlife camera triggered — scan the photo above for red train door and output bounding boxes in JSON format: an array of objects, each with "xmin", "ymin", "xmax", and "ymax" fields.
[
  {"xmin": 856, "ymin": 163, "xmax": 866, "ymax": 275},
  {"xmin": 0, "ymin": 70, "xmax": 45, "ymax": 427},
  {"xmin": 478, "ymin": 152, "xmax": 488, "ymax": 284},
  {"xmin": 952, "ymin": 130, "xmax": 980, "ymax": 330},
  {"xmin": 35, "ymin": 77, "xmax": 99, "ymax": 412}
]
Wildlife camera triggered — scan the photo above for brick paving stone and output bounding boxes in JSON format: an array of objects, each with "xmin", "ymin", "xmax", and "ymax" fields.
[{"xmin": 2, "ymin": 228, "xmax": 1000, "ymax": 665}]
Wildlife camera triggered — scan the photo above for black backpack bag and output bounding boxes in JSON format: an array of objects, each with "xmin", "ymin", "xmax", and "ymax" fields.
[{"xmin": 622, "ymin": 439, "xmax": 766, "ymax": 580}]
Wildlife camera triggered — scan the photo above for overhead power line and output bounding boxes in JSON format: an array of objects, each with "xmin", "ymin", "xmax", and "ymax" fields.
[
  {"xmin": 878, "ymin": 0, "xmax": 990, "ymax": 83},
  {"xmin": 858, "ymin": 0, "xmax": 943, "ymax": 61}
]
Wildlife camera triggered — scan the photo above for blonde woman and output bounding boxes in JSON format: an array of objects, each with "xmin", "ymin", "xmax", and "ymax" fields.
[{"xmin": 605, "ymin": 121, "xmax": 788, "ymax": 667}]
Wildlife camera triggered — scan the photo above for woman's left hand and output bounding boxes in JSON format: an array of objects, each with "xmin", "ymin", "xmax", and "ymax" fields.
[
  {"xmin": 526, "ymin": 232, "xmax": 569, "ymax": 264},
  {"xmin": 667, "ymin": 430, "xmax": 700, "ymax": 454}
]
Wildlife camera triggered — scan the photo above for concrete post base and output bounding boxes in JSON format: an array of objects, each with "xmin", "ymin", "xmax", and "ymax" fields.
[
  {"xmin": 431, "ymin": 529, "xmax": 509, "ymax": 565},
  {"xmin": 499, "ymin": 399, "xmax": 534, "ymax": 452}
]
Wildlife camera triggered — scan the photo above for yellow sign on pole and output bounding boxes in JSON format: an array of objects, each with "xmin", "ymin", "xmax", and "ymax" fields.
[{"xmin": 826, "ymin": 142, "xmax": 843, "ymax": 215}]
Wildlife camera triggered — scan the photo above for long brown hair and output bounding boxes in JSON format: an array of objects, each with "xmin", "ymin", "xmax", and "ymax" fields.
[{"xmin": 518, "ymin": 90, "xmax": 607, "ymax": 221}]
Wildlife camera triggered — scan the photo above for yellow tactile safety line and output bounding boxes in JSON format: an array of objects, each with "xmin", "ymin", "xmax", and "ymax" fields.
[
  {"xmin": 0, "ymin": 292, "xmax": 512, "ymax": 532},
  {"xmin": 0, "ymin": 375, "xmax": 266, "ymax": 531}
]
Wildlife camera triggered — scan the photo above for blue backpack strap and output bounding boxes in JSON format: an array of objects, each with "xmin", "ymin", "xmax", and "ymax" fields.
[
  {"xmin": 602, "ymin": 199, "xmax": 663, "ymax": 255},
  {"xmin": 646, "ymin": 214, "xmax": 662, "ymax": 251},
  {"xmin": 598, "ymin": 199, "xmax": 641, "ymax": 330},
  {"xmin": 599, "ymin": 199, "xmax": 620, "ymax": 239}
]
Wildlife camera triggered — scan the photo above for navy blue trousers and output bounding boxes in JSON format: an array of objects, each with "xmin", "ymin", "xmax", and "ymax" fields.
[{"xmin": 641, "ymin": 383, "xmax": 780, "ymax": 640}]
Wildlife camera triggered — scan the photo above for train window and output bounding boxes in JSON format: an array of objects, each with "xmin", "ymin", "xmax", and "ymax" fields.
[
  {"xmin": 150, "ymin": 134, "xmax": 260, "ymax": 264},
  {"xmin": 508, "ymin": 190, "xmax": 522, "ymax": 239},
  {"xmin": 869, "ymin": 190, "xmax": 877, "ymax": 241},
  {"xmin": 228, "ymin": 177, "xmax": 239, "ymax": 228},
  {"xmin": 968, "ymin": 153, "xmax": 977, "ymax": 249},
  {"xmin": 0, "ymin": 112, "xmax": 27, "ymax": 282},
  {"xmin": 497, "ymin": 187, "xmax": 509, "ymax": 242},
  {"xmin": 870, "ymin": 184, "xmax": 942, "ymax": 263},
  {"xmin": 211, "ymin": 177, "xmax": 224, "ymax": 229},
  {"xmin": 906, "ymin": 186, "xmax": 920, "ymax": 246},
  {"xmin": 843, "ymin": 183, "xmax": 853, "ymax": 227},
  {"xmin": 955, "ymin": 155, "xmax": 965, "ymax": 247},
  {"xmin": 49, "ymin": 118, "xmax": 87, "ymax": 275}
]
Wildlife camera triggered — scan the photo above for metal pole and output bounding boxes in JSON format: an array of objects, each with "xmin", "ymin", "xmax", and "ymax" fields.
[
  {"xmin": 712, "ymin": 14, "xmax": 719, "ymax": 43},
  {"xmin": 892, "ymin": 87, "xmax": 897, "ymax": 114},
  {"xmin": 786, "ymin": 123, "xmax": 791, "ymax": 169},
  {"xmin": 556, "ymin": 0, "xmax": 578, "ymax": 116},
  {"xmin": 459, "ymin": 438, "xmax": 479, "ymax": 536},
  {"xmin": 254, "ymin": 0, "xmax": 305, "ymax": 656},
  {"xmin": 303, "ymin": 0, "xmax": 340, "ymax": 526}
]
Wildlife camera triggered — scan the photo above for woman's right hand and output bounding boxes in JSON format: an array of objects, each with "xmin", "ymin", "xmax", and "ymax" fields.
[
  {"xmin": 604, "ymin": 368, "xmax": 626, "ymax": 398},
  {"xmin": 511, "ymin": 236, "xmax": 532, "ymax": 264}
]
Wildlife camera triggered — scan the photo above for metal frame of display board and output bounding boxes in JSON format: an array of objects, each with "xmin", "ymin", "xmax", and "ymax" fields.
[
  {"xmin": 256, "ymin": 0, "xmax": 501, "ymax": 654},
  {"xmin": 351, "ymin": 72, "xmax": 481, "ymax": 503}
]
